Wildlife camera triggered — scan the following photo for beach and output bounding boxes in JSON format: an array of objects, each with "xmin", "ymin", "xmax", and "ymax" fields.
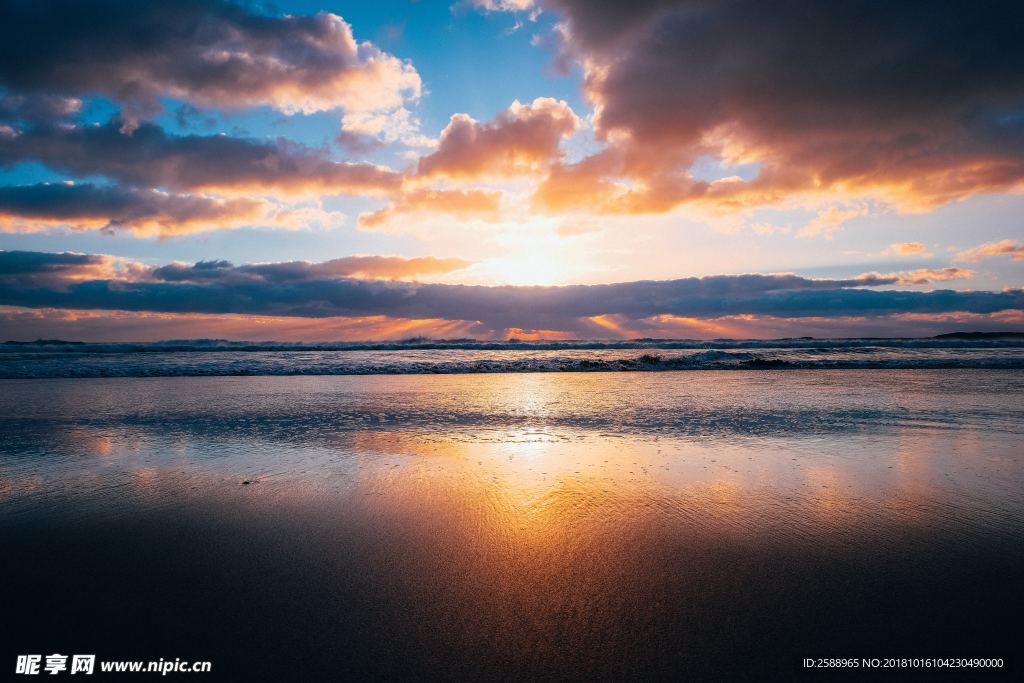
[{"xmin": 2, "ymin": 370, "xmax": 1021, "ymax": 679}]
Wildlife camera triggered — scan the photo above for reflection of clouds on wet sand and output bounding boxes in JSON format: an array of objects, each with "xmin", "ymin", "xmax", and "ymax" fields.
[
  {"xmin": 2, "ymin": 371, "xmax": 1022, "ymax": 536},
  {"xmin": 1, "ymin": 372, "xmax": 1023, "ymax": 677}
]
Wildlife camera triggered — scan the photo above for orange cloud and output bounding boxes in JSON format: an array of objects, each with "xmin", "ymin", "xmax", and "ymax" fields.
[
  {"xmin": 301, "ymin": 256, "xmax": 471, "ymax": 280},
  {"xmin": 893, "ymin": 268, "xmax": 975, "ymax": 285},
  {"xmin": 503, "ymin": 327, "xmax": 576, "ymax": 341},
  {"xmin": 417, "ymin": 98, "xmax": 579, "ymax": 179},
  {"xmin": 0, "ymin": 306, "xmax": 479, "ymax": 343},
  {"xmin": 797, "ymin": 206, "xmax": 869, "ymax": 239},
  {"xmin": 885, "ymin": 242, "xmax": 931, "ymax": 257},
  {"xmin": 956, "ymin": 239, "xmax": 1024, "ymax": 262},
  {"xmin": 850, "ymin": 268, "xmax": 974, "ymax": 286},
  {"xmin": 586, "ymin": 310, "xmax": 1024, "ymax": 340},
  {"xmin": 359, "ymin": 188, "xmax": 502, "ymax": 228},
  {"xmin": 534, "ymin": 146, "xmax": 707, "ymax": 214},
  {"xmin": 633, "ymin": 314, "xmax": 751, "ymax": 339},
  {"xmin": 2, "ymin": 303, "xmax": 1021, "ymax": 343}
]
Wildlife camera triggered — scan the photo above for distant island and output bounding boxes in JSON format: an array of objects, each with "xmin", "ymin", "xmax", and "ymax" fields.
[{"xmin": 933, "ymin": 332, "xmax": 1024, "ymax": 340}]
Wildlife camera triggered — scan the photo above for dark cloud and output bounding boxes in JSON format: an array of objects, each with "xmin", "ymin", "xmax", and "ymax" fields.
[
  {"xmin": 0, "ymin": 120, "xmax": 400, "ymax": 196},
  {"xmin": 0, "ymin": 250, "xmax": 471, "ymax": 287},
  {"xmin": 0, "ymin": 250, "xmax": 102, "ymax": 277},
  {"xmin": 0, "ymin": 249, "xmax": 135, "ymax": 287},
  {"xmin": 1, "ymin": 251, "xmax": 1020, "ymax": 330},
  {"xmin": 336, "ymin": 130, "xmax": 385, "ymax": 156},
  {"xmin": 0, "ymin": 0, "xmax": 420, "ymax": 121},
  {"xmin": 150, "ymin": 260, "xmax": 235, "ymax": 282},
  {"xmin": 0, "ymin": 183, "xmax": 267, "ymax": 235},
  {"xmin": 535, "ymin": 0, "xmax": 1024, "ymax": 211},
  {"xmin": 173, "ymin": 104, "xmax": 217, "ymax": 131},
  {"xmin": 0, "ymin": 93, "xmax": 81, "ymax": 124}
]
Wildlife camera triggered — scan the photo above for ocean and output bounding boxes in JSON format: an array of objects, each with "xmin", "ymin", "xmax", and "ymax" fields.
[
  {"xmin": 2, "ymin": 336, "xmax": 1023, "ymax": 377},
  {"xmin": 1, "ymin": 367, "xmax": 1022, "ymax": 678}
]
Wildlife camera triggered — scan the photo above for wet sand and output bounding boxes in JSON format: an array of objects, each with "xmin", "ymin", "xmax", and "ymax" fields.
[{"xmin": 2, "ymin": 371, "xmax": 1022, "ymax": 679}]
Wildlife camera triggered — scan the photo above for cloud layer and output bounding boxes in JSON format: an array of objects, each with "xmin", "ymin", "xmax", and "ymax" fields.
[
  {"xmin": 0, "ymin": 183, "xmax": 268, "ymax": 235},
  {"xmin": 151, "ymin": 256, "xmax": 471, "ymax": 282},
  {"xmin": 0, "ymin": 251, "xmax": 470, "ymax": 287},
  {"xmin": 1, "ymin": 251, "xmax": 1019, "ymax": 335},
  {"xmin": 0, "ymin": 0, "xmax": 1019, "ymax": 328},
  {"xmin": 3, "ymin": 1, "xmax": 1022, "ymax": 233},
  {"xmin": 0, "ymin": 120, "xmax": 400, "ymax": 196}
]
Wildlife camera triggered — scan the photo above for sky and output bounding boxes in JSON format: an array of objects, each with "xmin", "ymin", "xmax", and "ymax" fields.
[{"xmin": 0, "ymin": 0, "xmax": 1021, "ymax": 341}]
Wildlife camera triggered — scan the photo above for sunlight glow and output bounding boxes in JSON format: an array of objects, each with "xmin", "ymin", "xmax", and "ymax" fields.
[
  {"xmin": 483, "ymin": 219, "xmax": 578, "ymax": 285},
  {"xmin": 489, "ymin": 250, "xmax": 567, "ymax": 286}
]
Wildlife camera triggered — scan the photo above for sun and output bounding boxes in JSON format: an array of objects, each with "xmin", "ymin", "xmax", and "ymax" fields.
[
  {"xmin": 482, "ymin": 219, "xmax": 577, "ymax": 286},
  {"xmin": 490, "ymin": 250, "xmax": 568, "ymax": 286}
]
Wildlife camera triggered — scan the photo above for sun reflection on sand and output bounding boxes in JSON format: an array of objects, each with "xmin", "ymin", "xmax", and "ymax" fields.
[
  {"xmin": 3, "ymin": 373, "xmax": 1023, "ymax": 678},
  {"xmin": 337, "ymin": 427, "xmax": 951, "ymax": 556}
]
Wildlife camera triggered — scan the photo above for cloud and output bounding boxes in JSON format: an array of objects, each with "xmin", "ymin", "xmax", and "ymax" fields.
[
  {"xmin": 335, "ymin": 130, "xmax": 386, "ymax": 156},
  {"xmin": 358, "ymin": 188, "xmax": 502, "ymax": 228},
  {"xmin": 469, "ymin": 1, "xmax": 537, "ymax": 12},
  {"xmin": 885, "ymin": 242, "xmax": 931, "ymax": 257},
  {"xmin": 0, "ymin": 0, "xmax": 420, "ymax": 121},
  {"xmin": 956, "ymin": 239, "xmax": 1024, "ymax": 262},
  {"xmin": 0, "ymin": 250, "xmax": 470, "ymax": 287},
  {"xmin": 797, "ymin": 206, "xmax": 868, "ymax": 239},
  {"xmin": 0, "ymin": 183, "xmax": 268, "ymax": 236},
  {"xmin": 355, "ymin": 98, "xmax": 578, "ymax": 226},
  {"xmin": 4, "ymin": 304, "xmax": 1021, "ymax": 342},
  {"xmin": 584, "ymin": 309, "xmax": 1024, "ymax": 342},
  {"xmin": 341, "ymin": 107, "xmax": 436, "ymax": 149},
  {"xmin": 0, "ymin": 250, "xmax": 144, "ymax": 287},
  {"xmin": 532, "ymin": 0, "xmax": 1024, "ymax": 213},
  {"xmin": 864, "ymin": 268, "xmax": 975, "ymax": 286},
  {"xmin": 0, "ymin": 119, "xmax": 518, "ymax": 231},
  {"xmin": 898, "ymin": 268, "xmax": 975, "ymax": 285},
  {"xmin": 1, "ymin": 251, "xmax": 1019, "ymax": 331},
  {"xmin": 0, "ymin": 94, "xmax": 81, "ymax": 124},
  {"xmin": 0, "ymin": 119, "xmax": 400, "ymax": 197},
  {"xmin": 417, "ymin": 98, "xmax": 579, "ymax": 179},
  {"xmin": 0, "ymin": 306, "xmax": 479, "ymax": 343},
  {"xmin": 152, "ymin": 256, "xmax": 472, "ymax": 283}
]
